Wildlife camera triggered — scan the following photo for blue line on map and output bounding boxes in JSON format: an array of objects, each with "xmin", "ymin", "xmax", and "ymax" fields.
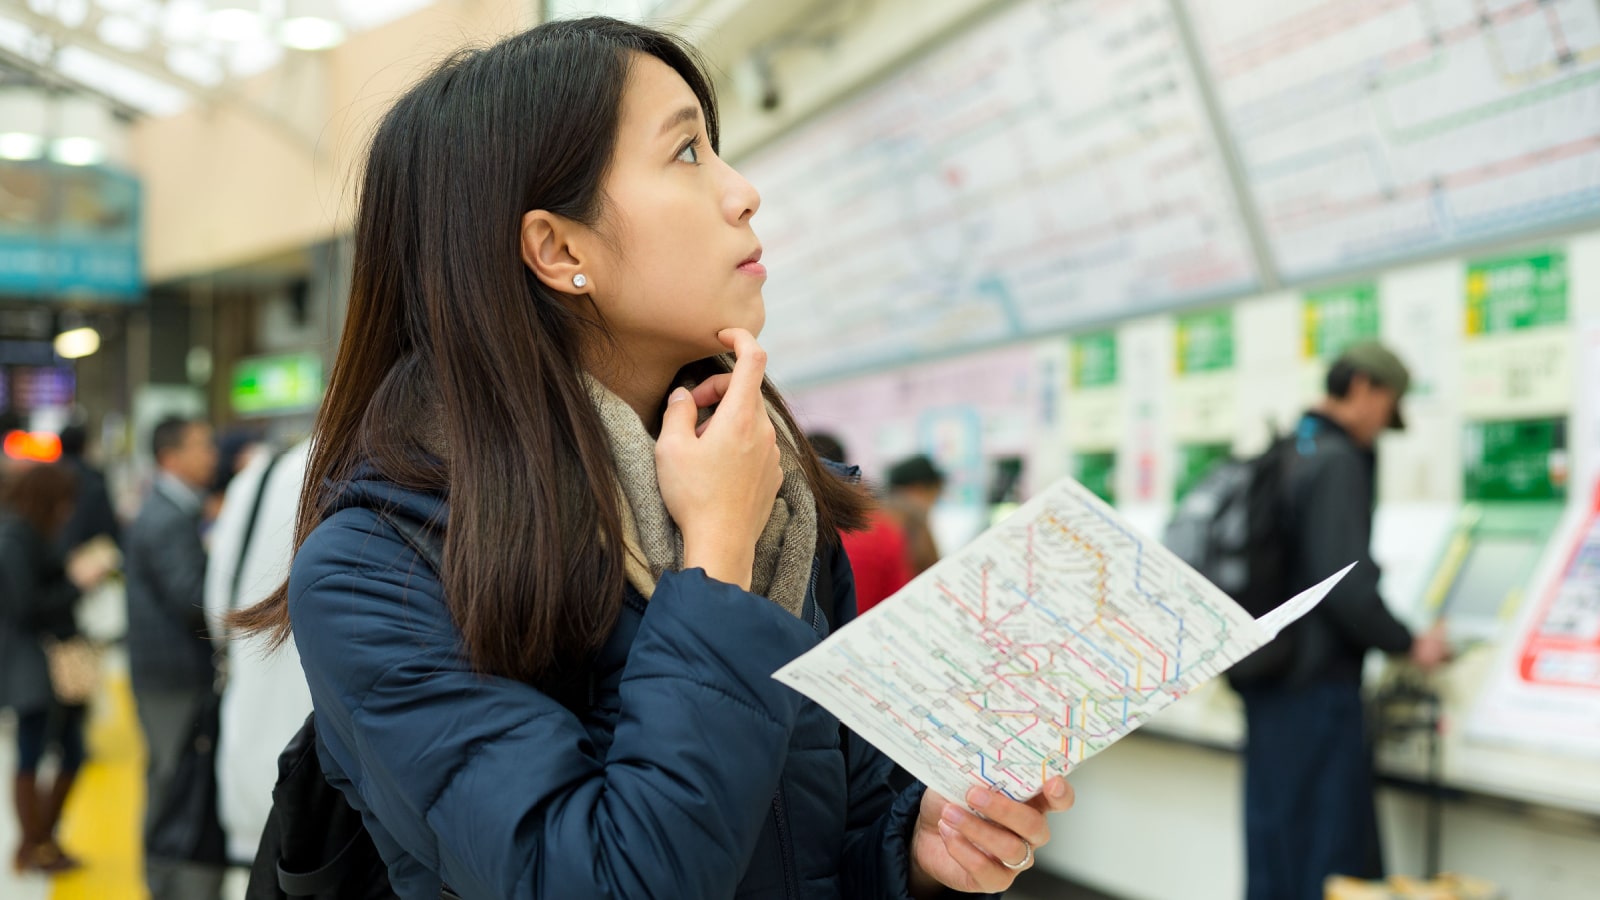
[
  {"xmin": 838, "ymin": 646, "xmax": 1021, "ymax": 795},
  {"xmin": 1009, "ymin": 586, "xmax": 1131, "ymax": 687},
  {"xmin": 1077, "ymin": 497, "xmax": 1187, "ymax": 679}
]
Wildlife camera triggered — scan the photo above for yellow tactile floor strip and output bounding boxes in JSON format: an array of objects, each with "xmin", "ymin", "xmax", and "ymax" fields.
[{"xmin": 50, "ymin": 673, "xmax": 146, "ymax": 900}]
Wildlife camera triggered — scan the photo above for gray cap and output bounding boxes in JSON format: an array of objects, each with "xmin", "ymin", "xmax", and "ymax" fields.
[{"xmin": 1335, "ymin": 341, "xmax": 1411, "ymax": 430}]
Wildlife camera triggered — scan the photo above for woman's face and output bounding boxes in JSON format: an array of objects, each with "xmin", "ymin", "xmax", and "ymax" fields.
[{"xmin": 579, "ymin": 54, "xmax": 766, "ymax": 370}]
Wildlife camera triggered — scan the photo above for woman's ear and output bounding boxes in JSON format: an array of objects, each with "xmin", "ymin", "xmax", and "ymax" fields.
[{"xmin": 520, "ymin": 210, "xmax": 591, "ymax": 294}]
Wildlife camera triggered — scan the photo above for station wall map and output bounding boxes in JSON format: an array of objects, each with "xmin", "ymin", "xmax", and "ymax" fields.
[
  {"xmin": 1186, "ymin": 0, "xmax": 1600, "ymax": 281},
  {"xmin": 743, "ymin": 0, "xmax": 1258, "ymax": 384}
]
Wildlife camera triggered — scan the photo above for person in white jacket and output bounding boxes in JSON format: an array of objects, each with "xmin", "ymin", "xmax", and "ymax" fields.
[{"xmin": 203, "ymin": 439, "xmax": 312, "ymax": 866}]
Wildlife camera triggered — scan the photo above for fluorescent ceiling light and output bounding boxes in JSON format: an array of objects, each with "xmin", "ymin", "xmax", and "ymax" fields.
[
  {"xmin": 227, "ymin": 34, "xmax": 282, "ymax": 76},
  {"xmin": 166, "ymin": 47, "xmax": 224, "ymax": 86},
  {"xmin": 0, "ymin": 132, "xmax": 45, "ymax": 160},
  {"xmin": 56, "ymin": 45, "xmax": 191, "ymax": 116},
  {"xmin": 208, "ymin": 9, "xmax": 262, "ymax": 42},
  {"xmin": 162, "ymin": 0, "xmax": 209, "ymax": 43},
  {"xmin": 93, "ymin": 0, "xmax": 154, "ymax": 13},
  {"xmin": 54, "ymin": 327, "xmax": 102, "ymax": 360},
  {"xmin": 279, "ymin": 16, "xmax": 345, "ymax": 50},
  {"xmin": 0, "ymin": 14, "xmax": 51, "ymax": 63},
  {"xmin": 51, "ymin": 0, "xmax": 92, "ymax": 29},
  {"xmin": 97, "ymin": 15, "xmax": 150, "ymax": 52},
  {"xmin": 50, "ymin": 136, "xmax": 104, "ymax": 166},
  {"xmin": 207, "ymin": 1, "xmax": 263, "ymax": 42}
]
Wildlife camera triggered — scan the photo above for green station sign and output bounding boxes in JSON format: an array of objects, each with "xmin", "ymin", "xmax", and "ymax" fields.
[
  {"xmin": 1175, "ymin": 311, "xmax": 1234, "ymax": 375},
  {"xmin": 1071, "ymin": 332, "xmax": 1118, "ymax": 389},
  {"xmin": 1303, "ymin": 282, "xmax": 1379, "ymax": 359},
  {"xmin": 1463, "ymin": 417, "xmax": 1568, "ymax": 502},
  {"xmin": 1466, "ymin": 251, "xmax": 1566, "ymax": 335},
  {"xmin": 231, "ymin": 352, "xmax": 324, "ymax": 416}
]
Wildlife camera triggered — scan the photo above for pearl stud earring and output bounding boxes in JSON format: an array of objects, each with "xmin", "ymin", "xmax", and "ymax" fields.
[{"xmin": 573, "ymin": 274, "xmax": 588, "ymax": 288}]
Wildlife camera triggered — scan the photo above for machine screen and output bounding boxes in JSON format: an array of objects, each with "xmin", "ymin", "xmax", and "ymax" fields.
[{"xmin": 1440, "ymin": 536, "xmax": 1543, "ymax": 627}]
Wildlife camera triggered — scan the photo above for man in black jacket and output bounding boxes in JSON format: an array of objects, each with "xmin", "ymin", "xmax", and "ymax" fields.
[
  {"xmin": 125, "ymin": 416, "xmax": 222, "ymax": 900},
  {"xmin": 56, "ymin": 423, "xmax": 120, "ymax": 554},
  {"xmin": 1239, "ymin": 342, "xmax": 1449, "ymax": 900}
]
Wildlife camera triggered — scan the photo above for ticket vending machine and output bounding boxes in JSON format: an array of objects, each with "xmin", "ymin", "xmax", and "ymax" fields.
[
  {"xmin": 1422, "ymin": 417, "xmax": 1570, "ymax": 645},
  {"xmin": 1422, "ymin": 503, "xmax": 1567, "ymax": 646},
  {"xmin": 1374, "ymin": 416, "xmax": 1570, "ymax": 782}
]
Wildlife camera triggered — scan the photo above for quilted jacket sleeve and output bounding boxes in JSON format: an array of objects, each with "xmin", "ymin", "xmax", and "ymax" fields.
[{"xmin": 290, "ymin": 508, "xmax": 818, "ymax": 900}]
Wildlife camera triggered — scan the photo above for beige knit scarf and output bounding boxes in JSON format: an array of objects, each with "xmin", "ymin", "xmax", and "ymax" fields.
[{"xmin": 582, "ymin": 371, "xmax": 818, "ymax": 617}]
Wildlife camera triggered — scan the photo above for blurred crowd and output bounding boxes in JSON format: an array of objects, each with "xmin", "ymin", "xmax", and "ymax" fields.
[{"xmin": 1, "ymin": 417, "xmax": 309, "ymax": 900}]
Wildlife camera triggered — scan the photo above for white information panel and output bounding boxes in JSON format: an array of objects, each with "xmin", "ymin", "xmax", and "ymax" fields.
[
  {"xmin": 744, "ymin": 0, "xmax": 1257, "ymax": 385},
  {"xmin": 1186, "ymin": 0, "xmax": 1600, "ymax": 280}
]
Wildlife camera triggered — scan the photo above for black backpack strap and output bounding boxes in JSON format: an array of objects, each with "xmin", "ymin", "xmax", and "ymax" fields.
[{"xmin": 230, "ymin": 447, "xmax": 289, "ymax": 610}]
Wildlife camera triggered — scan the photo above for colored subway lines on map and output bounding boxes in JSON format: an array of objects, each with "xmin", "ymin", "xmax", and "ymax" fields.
[{"xmin": 776, "ymin": 479, "xmax": 1268, "ymax": 804}]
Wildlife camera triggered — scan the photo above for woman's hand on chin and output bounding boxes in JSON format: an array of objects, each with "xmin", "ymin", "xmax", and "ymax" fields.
[{"xmin": 656, "ymin": 328, "xmax": 782, "ymax": 590}]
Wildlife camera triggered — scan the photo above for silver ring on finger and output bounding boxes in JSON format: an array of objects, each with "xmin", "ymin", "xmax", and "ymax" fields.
[{"xmin": 1001, "ymin": 839, "xmax": 1033, "ymax": 871}]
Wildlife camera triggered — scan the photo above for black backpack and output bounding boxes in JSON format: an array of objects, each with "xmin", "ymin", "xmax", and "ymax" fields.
[
  {"xmin": 246, "ymin": 508, "xmax": 458, "ymax": 900},
  {"xmin": 247, "ymin": 508, "xmax": 843, "ymax": 899},
  {"xmin": 1163, "ymin": 434, "xmax": 1299, "ymax": 686}
]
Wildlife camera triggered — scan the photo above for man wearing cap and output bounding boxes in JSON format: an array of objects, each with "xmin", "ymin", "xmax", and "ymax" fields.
[{"xmin": 1238, "ymin": 341, "xmax": 1450, "ymax": 900}]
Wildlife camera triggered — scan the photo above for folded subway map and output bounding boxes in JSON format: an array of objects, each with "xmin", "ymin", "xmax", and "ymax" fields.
[{"xmin": 775, "ymin": 476, "xmax": 1350, "ymax": 806}]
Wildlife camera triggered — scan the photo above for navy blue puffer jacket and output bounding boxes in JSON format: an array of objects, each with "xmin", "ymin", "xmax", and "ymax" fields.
[{"xmin": 289, "ymin": 475, "xmax": 985, "ymax": 900}]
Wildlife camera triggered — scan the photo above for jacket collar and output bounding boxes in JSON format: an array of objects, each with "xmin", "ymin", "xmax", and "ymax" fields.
[
  {"xmin": 1299, "ymin": 410, "xmax": 1377, "ymax": 468},
  {"xmin": 1301, "ymin": 410, "xmax": 1356, "ymax": 446},
  {"xmin": 155, "ymin": 471, "xmax": 204, "ymax": 516}
]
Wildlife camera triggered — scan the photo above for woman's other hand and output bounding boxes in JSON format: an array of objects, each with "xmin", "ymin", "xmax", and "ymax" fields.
[
  {"xmin": 656, "ymin": 328, "xmax": 783, "ymax": 590},
  {"xmin": 909, "ymin": 778, "xmax": 1075, "ymax": 896}
]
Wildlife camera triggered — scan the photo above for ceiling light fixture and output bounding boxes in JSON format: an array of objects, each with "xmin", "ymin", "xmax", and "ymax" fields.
[
  {"xmin": 0, "ymin": 90, "xmax": 47, "ymax": 160},
  {"xmin": 279, "ymin": 0, "xmax": 345, "ymax": 50},
  {"xmin": 207, "ymin": 0, "xmax": 263, "ymax": 42},
  {"xmin": 54, "ymin": 326, "xmax": 102, "ymax": 359},
  {"xmin": 0, "ymin": 133, "xmax": 46, "ymax": 160},
  {"xmin": 49, "ymin": 136, "xmax": 105, "ymax": 166}
]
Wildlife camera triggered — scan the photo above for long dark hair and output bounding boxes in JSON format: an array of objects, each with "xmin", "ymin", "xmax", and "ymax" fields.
[
  {"xmin": 232, "ymin": 18, "xmax": 866, "ymax": 687},
  {"xmin": 1, "ymin": 463, "xmax": 77, "ymax": 539}
]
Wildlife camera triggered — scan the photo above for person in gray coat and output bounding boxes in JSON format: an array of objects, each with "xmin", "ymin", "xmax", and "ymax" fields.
[{"xmin": 124, "ymin": 416, "xmax": 221, "ymax": 900}]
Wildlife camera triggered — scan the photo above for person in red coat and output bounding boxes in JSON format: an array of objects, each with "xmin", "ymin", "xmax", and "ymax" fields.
[{"xmin": 807, "ymin": 434, "xmax": 915, "ymax": 615}]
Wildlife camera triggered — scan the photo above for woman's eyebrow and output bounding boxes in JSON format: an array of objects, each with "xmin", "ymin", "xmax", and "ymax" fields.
[{"xmin": 657, "ymin": 105, "xmax": 701, "ymax": 137}]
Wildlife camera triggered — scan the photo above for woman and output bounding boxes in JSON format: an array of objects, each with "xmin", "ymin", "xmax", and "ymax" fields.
[
  {"xmin": 1, "ymin": 463, "xmax": 103, "ymax": 874},
  {"xmin": 234, "ymin": 17, "xmax": 1073, "ymax": 898}
]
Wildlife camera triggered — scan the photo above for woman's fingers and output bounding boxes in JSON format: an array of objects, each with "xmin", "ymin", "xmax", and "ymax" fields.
[
  {"xmin": 964, "ymin": 786, "xmax": 1052, "ymax": 848},
  {"xmin": 940, "ymin": 803, "xmax": 1034, "ymax": 868},
  {"xmin": 1026, "ymin": 777, "xmax": 1076, "ymax": 814},
  {"xmin": 690, "ymin": 374, "xmax": 733, "ymax": 409},
  {"xmin": 717, "ymin": 328, "xmax": 767, "ymax": 413},
  {"xmin": 658, "ymin": 387, "xmax": 699, "ymax": 441},
  {"xmin": 935, "ymin": 821, "xmax": 1011, "ymax": 891}
]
